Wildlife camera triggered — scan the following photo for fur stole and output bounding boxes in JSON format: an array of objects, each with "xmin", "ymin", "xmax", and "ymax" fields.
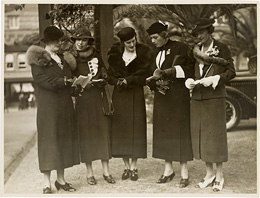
[
  {"xmin": 26, "ymin": 45, "xmax": 77, "ymax": 71},
  {"xmin": 107, "ymin": 42, "xmax": 152, "ymax": 75},
  {"xmin": 193, "ymin": 44, "xmax": 230, "ymax": 66}
]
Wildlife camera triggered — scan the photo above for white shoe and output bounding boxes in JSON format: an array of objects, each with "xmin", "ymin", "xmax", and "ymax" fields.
[
  {"xmin": 195, "ymin": 175, "xmax": 216, "ymax": 188},
  {"xmin": 213, "ymin": 178, "xmax": 224, "ymax": 192}
]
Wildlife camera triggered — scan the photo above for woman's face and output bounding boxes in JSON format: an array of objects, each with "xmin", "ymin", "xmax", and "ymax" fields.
[
  {"xmin": 75, "ymin": 39, "xmax": 89, "ymax": 51},
  {"xmin": 196, "ymin": 29, "xmax": 211, "ymax": 45},
  {"xmin": 123, "ymin": 37, "xmax": 136, "ymax": 52},
  {"xmin": 149, "ymin": 33, "xmax": 167, "ymax": 48},
  {"xmin": 46, "ymin": 40, "xmax": 61, "ymax": 53}
]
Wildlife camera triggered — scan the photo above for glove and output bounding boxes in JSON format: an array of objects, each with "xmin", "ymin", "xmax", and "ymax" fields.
[
  {"xmin": 70, "ymin": 84, "xmax": 83, "ymax": 97},
  {"xmin": 161, "ymin": 67, "xmax": 176, "ymax": 80},
  {"xmin": 200, "ymin": 77, "xmax": 213, "ymax": 87},
  {"xmin": 64, "ymin": 76, "xmax": 75, "ymax": 86},
  {"xmin": 146, "ymin": 79, "xmax": 157, "ymax": 91},
  {"xmin": 185, "ymin": 78, "xmax": 196, "ymax": 89},
  {"xmin": 91, "ymin": 79, "xmax": 107, "ymax": 87}
]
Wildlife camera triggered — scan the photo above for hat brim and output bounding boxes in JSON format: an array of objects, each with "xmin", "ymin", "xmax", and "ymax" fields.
[
  {"xmin": 71, "ymin": 36, "xmax": 94, "ymax": 42},
  {"xmin": 191, "ymin": 24, "xmax": 212, "ymax": 36}
]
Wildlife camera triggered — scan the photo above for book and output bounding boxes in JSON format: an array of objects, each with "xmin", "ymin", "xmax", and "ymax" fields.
[{"xmin": 72, "ymin": 74, "xmax": 92, "ymax": 88}]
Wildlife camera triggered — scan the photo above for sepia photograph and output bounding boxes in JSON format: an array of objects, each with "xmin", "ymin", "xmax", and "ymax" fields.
[{"xmin": 1, "ymin": 1, "xmax": 258, "ymax": 197}]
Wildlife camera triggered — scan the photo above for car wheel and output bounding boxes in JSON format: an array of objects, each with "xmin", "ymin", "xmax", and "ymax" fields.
[{"xmin": 226, "ymin": 96, "xmax": 241, "ymax": 131}]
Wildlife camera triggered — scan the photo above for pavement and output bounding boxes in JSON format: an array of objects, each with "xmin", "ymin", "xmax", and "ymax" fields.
[
  {"xmin": 2, "ymin": 107, "xmax": 258, "ymax": 196},
  {"xmin": 4, "ymin": 107, "xmax": 37, "ymax": 184}
]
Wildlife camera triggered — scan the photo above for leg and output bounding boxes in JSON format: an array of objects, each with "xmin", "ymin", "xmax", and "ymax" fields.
[
  {"xmin": 102, "ymin": 160, "xmax": 115, "ymax": 184},
  {"xmin": 43, "ymin": 171, "xmax": 52, "ymax": 194},
  {"xmin": 179, "ymin": 161, "xmax": 189, "ymax": 188},
  {"xmin": 195, "ymin": 162, "xmax": 215, "ymax": 188},
  {"xmin": 56, "ymin": 169, "xmax": 65, "ymax": 184},
  {"xmin": 86, "ymin": 162, "xmax": 96, "ymax": 185},
  {"xmin": 121, "ymin": 158, "xmax": 131, "ymax": 180},
  {"xmin": 130, "ymin": 158, "xmax": 138, "ymax": 181},
  {"xmin": 205, "ymin": 162, "xmax": 215, "ymax": 179},
  {"xmin": 130, "ymin": 158, "xmax": 137, "ymax": 170},
  {"xmin": 215, "ymin": 162, "xmax": 224, "ymax": 181}
]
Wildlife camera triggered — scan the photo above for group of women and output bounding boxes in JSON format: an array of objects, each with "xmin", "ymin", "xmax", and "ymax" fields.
[{"xmin": 26, "ymin": 18, "xmax": 235, "ymax": 194}]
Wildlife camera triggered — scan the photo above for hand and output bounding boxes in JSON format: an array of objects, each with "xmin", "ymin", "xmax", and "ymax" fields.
[
  {"xmin": 64, "ymin": 76, "xmax": 75, "ymax": 86},
  {"xmin": 71, "ymin": 84, "xmax": 83, "ymax": 97},
  {"xmin": 161, "ymin": 68, "xmax": 176, "ymax": 80},
  {"xmin": 200, "ymin": 77, "xmax": 213, "ymax": 87},
  {"xmin": 146, "ymin": 78, "xmax": 157, "ymax": 91},
  {"xmin": 185, "ymin": 78, "xmax": 196, "ymax": 89}
]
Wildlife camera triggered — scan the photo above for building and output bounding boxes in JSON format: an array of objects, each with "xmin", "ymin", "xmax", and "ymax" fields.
[{"xmin": 4, "ymin": 4, "xmax": 39, "ymax": 106}]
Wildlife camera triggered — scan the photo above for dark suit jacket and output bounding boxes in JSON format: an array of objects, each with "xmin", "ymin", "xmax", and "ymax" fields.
[{"xmin": 192, "ymin": 39, "xmax": 236, "ymax": 100}]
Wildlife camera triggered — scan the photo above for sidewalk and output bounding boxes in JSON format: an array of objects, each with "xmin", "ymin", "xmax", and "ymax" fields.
[
  {"xmin": 4, "ymin": 107, "xmax": 37, "ymax": 183},
  {"xmin": 3, "ymin": 118, "xmax": 257, "ymax": 195}
]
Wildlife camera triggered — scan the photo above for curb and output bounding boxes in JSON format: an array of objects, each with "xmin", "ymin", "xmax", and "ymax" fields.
[{"xmin": 4, "ymin": 131, "xmax": 37, "ymax": 184}]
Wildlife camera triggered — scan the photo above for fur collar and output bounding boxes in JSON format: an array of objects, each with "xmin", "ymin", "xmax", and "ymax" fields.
[{"xmin": 26, "ymin": 45, "xmax": 77, "ymax": 71}]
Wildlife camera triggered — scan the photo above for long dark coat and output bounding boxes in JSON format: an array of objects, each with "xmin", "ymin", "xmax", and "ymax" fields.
[
  {"xmin": 151, "ymin": 40, "xmax": 194, "ymax": 162},
  {"xmin": 190, "ymin": 39, "xmax": 236, "ymax": 162},
  {"xmin": 107, "ymin": 43, "xmax": 152, "ymax": 158},
  {"xmin": 73, "ymin": 49, "xmax": 112, "ymax": 163},
  {"xmin": 26, "ymin": 45, "xmax": 80, "ymax": 172}
]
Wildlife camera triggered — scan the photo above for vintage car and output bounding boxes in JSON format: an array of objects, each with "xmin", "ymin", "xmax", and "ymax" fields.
[{"xmin": 226, "ymin": 69, "xmax": 257, "ymax": 131}]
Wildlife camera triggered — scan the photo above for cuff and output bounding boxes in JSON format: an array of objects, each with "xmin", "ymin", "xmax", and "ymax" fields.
[
  {"xmin": 174, "ymin": 65, "xmax": 185, "ymax": 78},
  {"xmin": 210, "ymin": 75, "xmax": 220, "ymax": 89}
]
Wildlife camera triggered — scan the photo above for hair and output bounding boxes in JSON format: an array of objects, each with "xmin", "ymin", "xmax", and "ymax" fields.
[
  {"xmin": 206, "ymin": 25, "xmax": 215, "ymax": 34},
  {"xmin": 158, "ymin": 31, "xmax": 169, "ymax": 39},
  {"xmin": 121, "ymin": 36, "xmax": 137, "ymax": 45}
]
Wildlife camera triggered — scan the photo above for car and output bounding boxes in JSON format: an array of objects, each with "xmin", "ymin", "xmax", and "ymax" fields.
[{"xmin": 225, "ymin": 70, "xmax": 257, "ymax": 131}]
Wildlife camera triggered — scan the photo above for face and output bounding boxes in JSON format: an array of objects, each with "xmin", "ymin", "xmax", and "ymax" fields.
[
  {"xmin": 46, "ymin": 39, "xmax": 61, "ymax": 53},
  {"xmin": 149, "ymin": 33, "xmax": 167, "ymax": 48},
  {"xmin": 75, "ymin": 38, "xmax": 89, "ymax": 51},
  {"xmin": 123, "ymin": 37, "xmax": 136, "ymax": 52},
  {"xmin": 196, "ymin": 29, "xmax": 211, "ymax": 45}
]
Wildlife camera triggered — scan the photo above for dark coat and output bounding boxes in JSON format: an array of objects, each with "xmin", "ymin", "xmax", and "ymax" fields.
[
  {"xmin": 151, "ymin": 40, "xmax": 194, "ymax": 162},
  {"xmin": 73, "ymin": 49, "xmax": 112, "ymax": 163},
  {"xmin": 107, "ymin": 42, "xmax": 152, "ymax": 158},
  {"xmin": 26, "ymin": 45, "xmax": 80, "ymax": 172},
  {"xmin": 190, "ymin": 39, "xmax": 236, "ymax": 162}
]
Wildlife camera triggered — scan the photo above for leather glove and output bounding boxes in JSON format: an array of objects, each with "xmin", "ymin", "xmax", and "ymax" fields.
[
  {"xmin": 161, "ymin": 67, "xmax": 176, "ymax": 80},
  {"xmin": 70, "ymin": 84, "xmax": 83, "ymax": 97},
  {"xmin": 146, "ymin": 79, "xmax": 157, "ymax": 91}
]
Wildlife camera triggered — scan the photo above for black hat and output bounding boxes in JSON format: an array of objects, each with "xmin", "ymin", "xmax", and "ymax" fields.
[
  {"xmin": 191, "ymin": 18, "xmax": 215, "ymax": 36},
  {"xmin": 117, "ymin": 27, "xmax": 136, "ymax": 42},
  {"xmin": 71, "ymin": 27, "xmax": 94, "ymax": 42},
  {"xmin": 146, "ymin": 22, "xmax": 168, "ymax": 35},
  {"xmin": 42, "ymin": 26, "xmax": 64, "ymax": 43}
]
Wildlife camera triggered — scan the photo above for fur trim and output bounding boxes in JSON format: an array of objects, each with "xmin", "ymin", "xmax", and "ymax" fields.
[
  {"xmin": 193, "ymin": 45, "xmax": 229, "ymax": 66},
  {"xmin": 26, "ymin": 45, "xmax": 52, "ymax": 67},
  {"xmin": 63, "ymin": 51, "xmax": 77, "ymax": 71},
  {"xmin": 107, "ymin": 42, "xmax": 152, "ymax": 76}
]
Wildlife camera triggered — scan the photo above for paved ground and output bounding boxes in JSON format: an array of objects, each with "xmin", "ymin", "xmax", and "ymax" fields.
[{"xmin": 3, "ymin": 107, "xmax": 257, "ymax": 196}]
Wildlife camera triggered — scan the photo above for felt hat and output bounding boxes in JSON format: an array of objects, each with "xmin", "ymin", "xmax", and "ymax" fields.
[
  {"xmin": 191, "ymin": 18, "xmax": 215, "ymax": 36},
  {"xmin": 117, "ymin": 27, "xmax": 136, "ymax": 42},
  {"xmin": 146, "ymin": 22, "xmax": 168, "ymax": 35},
  {"xmin": 42, "ymin": 26, "xmax": 64, "ymax": 43},
  {"xmin": 71, "ymin": 27, "xmax": 94, "ymax": 42}
]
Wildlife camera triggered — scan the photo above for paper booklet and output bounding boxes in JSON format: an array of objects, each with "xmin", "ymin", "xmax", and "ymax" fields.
[{"xmin": 72, "ymin": 74, "xmax": 92, "ymax": 88}]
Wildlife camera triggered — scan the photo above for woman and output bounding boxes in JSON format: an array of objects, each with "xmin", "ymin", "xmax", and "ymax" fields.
[
  {"xmin": 26, "ymin": 26, "xmax": 80, "ymax": 194},
  {"xmin": 107, "ymin": 27, "xmax": 151, "ymax": 181},
  {"xmin": 185, "ymin": 18, "xmax": 236, "ymax": 191},
  {"xmin": 146, "ymin": 22, "xmax": 194, "ymax": 187},
  {"xmin": 71, "ymin": 27, "xmax": 115, "ymax": 185}
]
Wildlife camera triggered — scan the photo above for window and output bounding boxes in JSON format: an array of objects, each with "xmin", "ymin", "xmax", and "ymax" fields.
[
  {"xmin": 8, "ymin": 15, "xmax": 20, "ymax": 29},
  {"xmin": 5, "ymin": 54, "xmax": 15, "ymax": 70},
  {"xmin": 18, "ymin": 54, "xmax": 27, "ymax": 69}
]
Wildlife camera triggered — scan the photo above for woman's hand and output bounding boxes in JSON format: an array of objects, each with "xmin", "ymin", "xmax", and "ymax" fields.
[
  {"xmin": 185, "ymin": 78, "xmax": 196, "ymax": 89},
  {"xmin": 200, "ymin": 77, "xmax": 213, "ymax": 87}
]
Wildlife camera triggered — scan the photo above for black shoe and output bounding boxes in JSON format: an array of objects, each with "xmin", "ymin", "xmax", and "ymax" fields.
[
  {"xmin": 103, "ymin": 174, "xmax": 116, "ymax": 184},
  {"xmin": 156, "ymin": 172, "xmax": 175, "ymax": 184},
  {"xmin": 180, "ymin": 177, "xmax": 189, "ymax": 188},
  {"xmin": 87, "ymin": 176, "xmax": 97, "ymax": 185},
  {"xmin": 122, "ymin": 169, "xmax": 130, "ymax": 180},
  {"xmin": 130, "ymin": 169, "xmax": 138, "ymax": 181},
  {"xmin": 55, "ymin": 181, "xmax": 76, "ymax": 192},
  {"xmin": 43, "ymin": 187, "xmax": 52, "ymax": 194}
]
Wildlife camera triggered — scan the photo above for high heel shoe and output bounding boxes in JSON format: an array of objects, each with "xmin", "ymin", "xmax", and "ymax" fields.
[
  {"xmin": 156, "ymin": 172, "xmax": 175, "ymax": 184},
  {"xmin": 122, "ymin": 169, "xmax": 130, "ymax": 180},
  {"xmin": 213, "ymin": 178, "xmax": 224, "ymax": 192},
  {"xmin": 55, "ymin": 180, "xmax": 76, "ymax": 192},
  {"xmin": 130, "ymin": 169, "xmax": 138, "ymax": 181},
  {"xmin": 179, "ymin": 177, "xmax": 189, "ymax": 188},
  {"xmin": 87, "ymin": 176, "xmax": 97, "ymax": 185},
  {"xmin": 103, "ymin": 174, "xmax": 116, "ymax": 184},
  {"xmin": 195, "ymin": 175, "xmax": 216, "ymax": 188},
  {"xmin": 43, "ymin": 187, "xmax": 52, "ymax": 194}
]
